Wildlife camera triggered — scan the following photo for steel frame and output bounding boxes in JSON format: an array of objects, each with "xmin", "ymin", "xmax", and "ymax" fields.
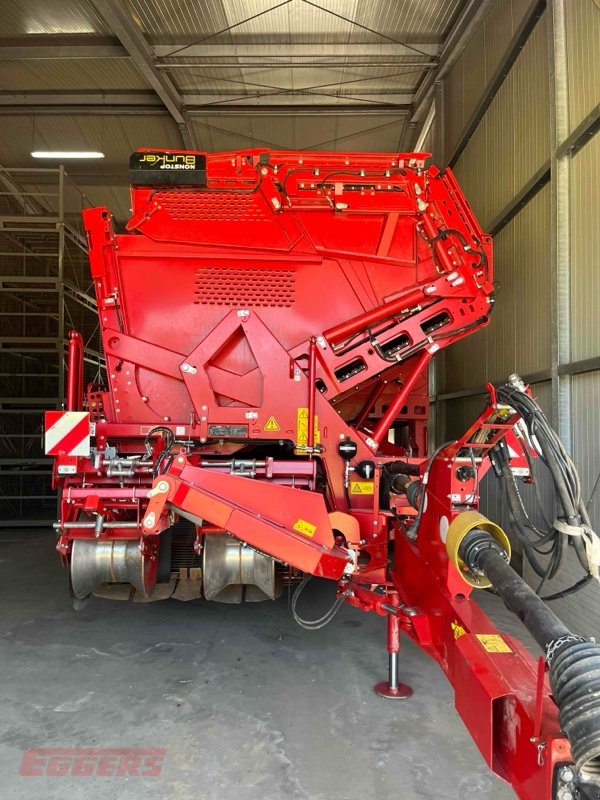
[
  {"xmin": 0, "ymin": 167, "xmax": 101, "ymax": 522},
  {"xmin": 87, "ymin": 0, "xmax": 197, "ymax": 150},
  {"xmin": 0, "ymin": 41, "xmax": 440, "ymax": 60}
]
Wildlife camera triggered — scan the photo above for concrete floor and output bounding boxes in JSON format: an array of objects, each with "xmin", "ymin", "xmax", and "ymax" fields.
[{"xmin": 0, "ymin": 528, "xmax": 519, "ymax": 800}]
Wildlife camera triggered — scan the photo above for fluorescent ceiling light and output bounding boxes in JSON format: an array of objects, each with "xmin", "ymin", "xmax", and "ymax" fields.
[{"xmin": 31, "ymin": 151, "xmax": 105, "ymax": 159}]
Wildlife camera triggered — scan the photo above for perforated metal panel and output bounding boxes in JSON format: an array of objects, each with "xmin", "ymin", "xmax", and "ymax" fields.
[
  {"xmin": 154, "ymin": 192, "xmax": 269, "ymax": 222},
  {"xmin": 194, "ymin": 267, "xmax": 295, "ymax": 307}
]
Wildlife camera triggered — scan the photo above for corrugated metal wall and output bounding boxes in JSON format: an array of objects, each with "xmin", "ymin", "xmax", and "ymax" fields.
[
  {"xmin": 452, "ymin": 12, "xmax": 550, "ymax": 229},
  {"xmin": 444, "ymin": 0, "xmax": 539, "ymax": 163},
  {"xmin": 435, "ymin": 0, "xmax": 600, "ymax": 637},
  {"xmin": 443, "ymin": 184, "xmax": 551, "ymax": 393},
  {"xmin": 531, "ymin": 372, "xmax": 600, "ymax": 635},
  {"xmin": 570, "ymin": 133, "xmax": 600, "ymax": 361},
  {"xmin": 566, "ymin": 0, "xmax": 600, "ymax": 132}
]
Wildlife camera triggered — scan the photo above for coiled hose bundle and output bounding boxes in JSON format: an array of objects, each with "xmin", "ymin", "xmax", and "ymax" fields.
[{"xmin": 493, "ymin": 379, "xmax": 599, "ymax": 598}]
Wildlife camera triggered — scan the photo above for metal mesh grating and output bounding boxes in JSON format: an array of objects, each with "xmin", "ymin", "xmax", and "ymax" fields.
[
  {"xmin": 171, "ymin": 521, "xmax": 202, "ymax": 570},
  {"xmin": 194, "ymin": 267, "xmax": 295, "ymax": 307},
  {"xmin": 154, "ymin": 191, "xmax": 269, "ymax": 221}
]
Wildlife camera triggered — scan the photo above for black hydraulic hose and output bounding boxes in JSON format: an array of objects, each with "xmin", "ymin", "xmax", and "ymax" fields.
[
  {"xmin": 464, "ymin": 533, "xmax": 600, "ymax": 784},
  {"xmin": 476, "ymin": 546, "xmax": 571, "ymax": 651},
  {"xmin": 380, "ymin": 460, "xmax": 421, "ymax": 510},
  {"xmin": 496, "ymin": 452, "xmax": 552, "ymax": 577},
  {"xmin": 494, "ymin": 382, "xmax": 594, "ymax": 579},
  {"xmin": 383, "ymin": 460, "xmax": 421, "ymax": 476}
]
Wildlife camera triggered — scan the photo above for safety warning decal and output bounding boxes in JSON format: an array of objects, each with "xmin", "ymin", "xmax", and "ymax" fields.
[
  {"xmin": 292, "ymin": 518, "xmax": 317, "ymax": 538},
  {"xmin": 296, "ymin": 407, "xmax": 320, "ymax": 446},
  {"xmin": 263, "ymin": 416, "xmax": 281, "ymax": 432},
  {"xmin": 451, "ymin": 621, "xmax": 466, "ymax": 639},
  {"xmin": 476, "ymin": 634, "xmax": 512, "ymax": 654},
  {"xmin": 350, "ymin": 481, "xmax": 374, "ymax": 495},
  {"xmin": 44, "ymin": 411, "xmax": 91, "ymax": 457}
]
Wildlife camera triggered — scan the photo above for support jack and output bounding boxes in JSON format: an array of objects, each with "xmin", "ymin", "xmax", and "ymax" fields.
[{"xmin": 375, "ymin": 591, "xmax": 412, "ymax": 700}]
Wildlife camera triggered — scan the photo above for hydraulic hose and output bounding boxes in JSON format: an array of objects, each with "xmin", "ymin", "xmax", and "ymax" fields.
[
  {"xmin": 460, "ymin": 530, "xmax": 600, "ymax": 784},
  {"xmin": 473, "ymin": 543, "xmax": 571, "ymax": 650},
  {"xmin": 551, "ymin": 641, "xmax": 600, "ymax": 784},
  {"xmin": 495, "ymin": 380, "xmax": 594, "ymax": 579}
]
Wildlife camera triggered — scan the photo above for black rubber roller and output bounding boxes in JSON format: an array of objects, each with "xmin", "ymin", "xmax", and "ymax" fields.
[{"xmin": 550, "ymin": 639, "xmax": 600, "ymax": 783}]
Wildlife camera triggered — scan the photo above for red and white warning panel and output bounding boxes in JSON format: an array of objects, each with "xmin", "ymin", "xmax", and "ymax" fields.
[{"xmin": 44, "ymin": 411, "xmax": 91, "ymax": 457}]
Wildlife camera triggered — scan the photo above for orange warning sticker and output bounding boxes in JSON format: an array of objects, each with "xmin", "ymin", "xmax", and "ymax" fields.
[{"xmin": 263, "ymin": 416, "xmax": 281, "ymax": 432}]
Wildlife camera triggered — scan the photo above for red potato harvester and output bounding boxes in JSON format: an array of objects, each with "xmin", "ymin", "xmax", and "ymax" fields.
[{"xmin": 45, "ymin": 148, "xmax": 600, "ymax": 799}]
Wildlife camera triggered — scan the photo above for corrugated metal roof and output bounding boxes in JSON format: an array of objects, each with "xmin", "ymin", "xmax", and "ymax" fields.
[
  {"xmin": 166, "ymin": 61, "xmax": 428, "ymax": 95},
  {"xmin": 0, "ymin": 0, "xmax": 474, "ymax": 185},
  {"xmin": 0, "ymin": 0, "xmax": 112, "ymax": 36},
  {"xmin": 127, "ymin": 0, "xmax": 455, "ymax": 109},
  {"xmin": 315, "ymin": 0, "xmax": 464, "ymax": 42},
  {"xmin": 0, "ymin": 108, "xmax": 409, "ymax": 172},
  {"xmin": 0, "ymin": 58, "xmax": 148, "ymax": 91},
  {"xmin": 127, "ymin": 0, "xmax": 463, "ymax": 44},
  {"xmin": 190, "ymin": 111, "xmax": 409, "ymax": 152},
  {"xmin": 126, "ymin": 0, "xmax": 229, "ymax": 42},
  {"xmin": 0, "ymin": 114, "xmax": 180, "ymax": 167}
]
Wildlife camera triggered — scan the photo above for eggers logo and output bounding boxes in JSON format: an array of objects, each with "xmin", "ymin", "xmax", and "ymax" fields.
[{"xmin": 19, "ymin": 748, "xmax": 165, "ymax": 777}]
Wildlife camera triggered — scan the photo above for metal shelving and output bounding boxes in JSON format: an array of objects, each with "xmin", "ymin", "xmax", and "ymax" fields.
[{"xmin": 0, "ymin": 166, "xmax": 102, "ymax": 524}]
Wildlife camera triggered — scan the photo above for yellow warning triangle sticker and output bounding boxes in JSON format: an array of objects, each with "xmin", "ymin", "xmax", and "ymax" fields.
[
  {"xmin": 350, "ymin": 481, "xmax": 374, "ymax": 495},
  {"xmin": 264, "ymin": 416, "xmax": 281, "ymax": 431},
  {"xmin": 451, "ymin": 621, "xmax": 466, "ymax": 639}
]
